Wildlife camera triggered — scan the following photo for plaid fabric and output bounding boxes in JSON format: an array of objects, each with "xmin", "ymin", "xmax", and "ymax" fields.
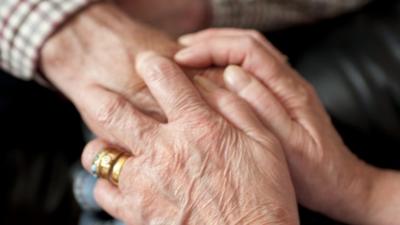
[
  {"xmin": 211, "ymin": 0, "xmax": 371, "ymax": 30},
  {"xmin": 0, "ymin": 0, "xmax": 99, "ymax": 80},
  {"xmin": 0, "ymin": 0, "xmax": 370, "ymax": 80}
]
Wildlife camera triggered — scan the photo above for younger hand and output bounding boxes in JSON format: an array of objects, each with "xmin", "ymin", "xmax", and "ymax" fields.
[{"xmin": 175, "ymin": 28, "xmax": 384, "ymax": 225}]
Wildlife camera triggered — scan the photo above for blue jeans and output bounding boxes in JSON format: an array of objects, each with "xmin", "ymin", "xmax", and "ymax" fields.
[{"xmin": 72, "ymin": 165, "xmax": 124, "ymax": 225}]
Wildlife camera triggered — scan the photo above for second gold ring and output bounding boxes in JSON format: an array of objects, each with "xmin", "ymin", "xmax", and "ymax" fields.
[
  {"xmin": 110, "ymin": 154, "xmax": 129, "ymax": 185},
  {"xmin": 94, "ymin": 149, "xmax": 122, "ymax": 179}
]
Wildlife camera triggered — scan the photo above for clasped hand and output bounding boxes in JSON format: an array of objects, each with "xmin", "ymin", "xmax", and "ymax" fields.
[{"xmin": 39, "ymin": 3, "xmax": 397, "ymax": 223}]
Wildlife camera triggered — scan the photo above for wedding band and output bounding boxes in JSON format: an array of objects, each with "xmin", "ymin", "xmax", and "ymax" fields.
[
  {"xmin": 110, "ymin": 154, "xmax": 129, "ymax": 186},
  {"xmin": 91, "ymin": 149, "xmax": 122, "ymax": 180},
  {"xmin": 91, "ymin": 151, "xmax": 107, "ymax": 177}
]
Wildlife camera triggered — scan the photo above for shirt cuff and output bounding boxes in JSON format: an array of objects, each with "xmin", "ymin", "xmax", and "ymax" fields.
[{"xmin": 0, "ymin": 0, "xmax": 101, "ymax": 80}]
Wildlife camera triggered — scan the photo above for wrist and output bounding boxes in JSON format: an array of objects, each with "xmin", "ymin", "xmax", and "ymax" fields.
[
  {"xmin": 305, "ymin": 148, "xmax": 376, "ymax": 225},
  {"xmin": 41, "ymin": 1, "xmax": 178, "ymax": 92},
  {"xmin": 324, "ymin": 157, "xmax": 382, "ymax": 225},
  {"xmin": 40, "ymin": 1, "xmax": 124, "ymax": 85},
  {"xmin": 363, "ymin": 169, "xmax": 400, "ymax": 225}
]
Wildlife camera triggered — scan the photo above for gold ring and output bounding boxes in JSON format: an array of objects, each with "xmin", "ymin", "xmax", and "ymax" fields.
[
  {"xmin": 91, "ymin": 149, "xmax": 122, "ymax": 180},
  {"xmin": 110, "ymin": 154, "xmax": 129, "ymax": 186},
  {"xmin": 91, "ymin": 150, "xmax": 107, "ymax": 177}
]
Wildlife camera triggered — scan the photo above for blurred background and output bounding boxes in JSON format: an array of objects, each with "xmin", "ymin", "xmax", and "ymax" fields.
[{"xmin": 1, "ymin": 0, "xmax": 399, "ymax": 224}]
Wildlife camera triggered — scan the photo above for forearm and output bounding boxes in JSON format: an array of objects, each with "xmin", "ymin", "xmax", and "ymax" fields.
[
  {"xmin": 0, "ymin": 0, "xmax": 100, "ymax": 80},
  {"xmin": 41, "ymin": 1, "xmax": 179, "ymax": 95}
]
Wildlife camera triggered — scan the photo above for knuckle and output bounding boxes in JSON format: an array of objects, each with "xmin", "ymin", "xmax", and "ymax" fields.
[
  {"xmin": 246, "ymin": 29, "xmax": 264, "ymax": 39},
  {"xmin": 144, "ymin": 57, "xmax": 176, "ymax": 81},
  {"xmin": 95, "ymin": 95, "xmax": 127, "ymax": 128},
  {"xmin": 174, "ymin": 94, "xmax": 207, "ymax": 119},
  {"xmin": 266, "ymin": 57, "xmax": 284, "ymax": 75},
  {"xmin": 202, "ymin": 28, "xmax": 219, "ymax": 36},
  {"xmin": 182, "ymin": 110, "xmax": 222, "ymax": 140},
  {"xmin": 130, "ymin": 122, "xmax": 158, "ymax": 149},
  {"xmin": 304, "ymin": 81, "xmax": 319, "ymax": 99},
  {"xmin": 294, "ymin": 83, "xmax": 314, "ymax": 106},
  {"xmin": 240, "ymin": 36, "xmax": 260, "ymax": 50},
  {"xmin": 81, "ymin": 140, "xmax": 102, "ymax": 168}
]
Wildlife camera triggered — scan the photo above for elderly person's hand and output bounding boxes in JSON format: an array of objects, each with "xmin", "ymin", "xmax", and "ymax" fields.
[
  {"xmin": 81, "ymin": 52, "xmax": 299, "ymax": 225},
  {"xmin": 40, "ymin": 2, "xmax": 223, "ymax": 154},
  {"xmin": 175, "ymin": 28, "xmax": 400, "ymax": 225}
]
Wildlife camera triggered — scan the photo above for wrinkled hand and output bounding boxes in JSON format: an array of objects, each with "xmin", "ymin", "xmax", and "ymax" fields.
[
  {"xmin": 40, "ymin": 2, "xmax": 222, "ymax": 153},
  {"xmin": 174, "ymin": 28, "xmax": 393, "ymax": 225},
  {"xmin": 114, "ymin": 0, "xmax": 210, "ymax": 36},
  {"xmin": 81, "ymin": 52, "xmax": 299, "ymax": 225}
]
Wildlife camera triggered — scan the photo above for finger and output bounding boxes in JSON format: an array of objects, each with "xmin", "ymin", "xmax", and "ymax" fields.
[
  {"xmin": 81, "ymin": 140, "xmax": 136, "ymax": 220},
  {"xmin": 80, "ymin": 140, "xmax": 126, "ymax": 219},
  {"xmin": 93, "ymin": 179, "xmax": 125, "ymax": 220},
  {"xmin": 178, "ymin": 28, "xmax": 286, "ymax": 63},
  {"xmin": 193, "ymin": 75, "xmax": 273, "ymax": 140},
  {"xmin": 81, "ymin": 139, "xmax": 108, "ymax": 173},
  {"xmin": 73, "ymin": 86, "xmax": 159, "ymax": 154},
  {"xmin": 91, "ymin": 149, "xmax": 176, "ymax": 224},
  {"xmin": 95, "ymin": 172, "xmax": 178, "ymax": 224},
  {"xmin": 175, "ymin": 36, "xmax": 319, "ymax": 124},
  {"xmin": 81, "ymin": 140, "xmax": 170, "ymax": 223},
  {"xmin": 223, "ymin": 66, "xmax": 293, "ymax": 138},
  {"xmin": 81, "ymin": 139, "xmax": 148, "ymax": 192},
  {"xmin": 175, "ymin": 35, "xmax": 282, "ymax": 68},
  {"xmin": 136, "ymin": 51, "xmax": 208, "ymax": 121}
]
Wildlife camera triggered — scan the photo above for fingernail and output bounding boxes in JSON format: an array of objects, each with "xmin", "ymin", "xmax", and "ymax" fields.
[
  {"xmin": 174, "ymin": 48, "xmax": 193, "ymax": 61},
  {"xmin": 193, "ymin": 75, "xmax": 219, "ymax": 92},
  {"xmin": 178, "ymin": 34, "xmax": 194, "ymax": 45},
  {"xmin": 224, "ymin": 65, "xmax": 251, "ymax": 93}
]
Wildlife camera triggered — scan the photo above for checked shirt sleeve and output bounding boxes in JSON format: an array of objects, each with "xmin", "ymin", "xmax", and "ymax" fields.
[
  {"xmin": 210, "ymin": 0, "xmax": 371, "ymax": 30},
  {"xmin": 0, "ymin": 0, "xmax": 100, "ymax": 80}
]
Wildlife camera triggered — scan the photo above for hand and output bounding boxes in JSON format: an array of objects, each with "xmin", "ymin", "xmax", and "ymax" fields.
[
  {"xmin": 174, "ymin": 28, "xmax": 396, "ymax": 225},
  {"xmin": 40, "ymin": 2, "xmax": 222, "ymax": 153},
  {"xmin": 81, "ymin": 52, "xmax": 299, "ymax": 225},
  {"xmin": 114, "ymin": 0, "xmax": 210, "ymax": 37}
]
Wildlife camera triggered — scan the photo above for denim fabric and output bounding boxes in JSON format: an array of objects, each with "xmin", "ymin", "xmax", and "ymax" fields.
[
  {"xmin": 72, "ymin": 165, "xmax": 101, "ymax": 211},
  {"xmin": 72, "ymin": 165, "xmax": 124, "ymax": 225}
]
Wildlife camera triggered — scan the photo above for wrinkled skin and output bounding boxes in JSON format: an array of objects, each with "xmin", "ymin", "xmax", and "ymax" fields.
[
  {"xmin": 175, "ymin": 28, "xmax": 400, "ymax": 225},
  {"xmin": 41, "ymin": 2, "xmax": 223, "ymax": 153},
  {"xmin": 81, "ymin": 52, "xmax": 300, "ymax": 225}
]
